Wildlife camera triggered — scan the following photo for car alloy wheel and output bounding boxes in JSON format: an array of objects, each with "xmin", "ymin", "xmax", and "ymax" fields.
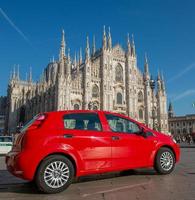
[
  {"xmin": 44, "ymin": 161, "xmax": 70, "ymax": 189},
  {"xmin": 160, "ymin": 151, "xmax": 174, "ymax": 171},
  {"xmin": 154, "ymin": 147, "xmax": 175, "ymax": 175},
  {"xmin": 35, "ymin": 155, "xmax": 74, "ymax": 193}
]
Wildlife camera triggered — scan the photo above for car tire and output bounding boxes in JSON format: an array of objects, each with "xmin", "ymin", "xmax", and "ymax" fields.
[
  {"xmin": 154, "ymin": 147, "xmax": 175, "ymax": 175},
  {"xmin": 35, "ymin": 155, "xmax": 75, "ymax": 194}
]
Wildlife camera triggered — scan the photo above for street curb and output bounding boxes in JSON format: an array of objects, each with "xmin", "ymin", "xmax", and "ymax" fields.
[{"xmin": 179, "ymin": 146, "xmax": 195, "ymax": 148}]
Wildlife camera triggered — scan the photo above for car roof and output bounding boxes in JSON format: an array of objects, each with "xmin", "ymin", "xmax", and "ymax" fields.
[{"xmin": 45, "ymin": 110, "xmax": 126, "ymax": 115}]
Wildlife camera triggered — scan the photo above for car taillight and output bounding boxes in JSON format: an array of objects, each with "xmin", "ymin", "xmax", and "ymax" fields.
[
  {"xmin": 36, "ymin": 114, "xmax": 46, "ymax": 121},
  {"xmin": 28, "ymin": 114, "xmax": 46, "ymax": 130}
]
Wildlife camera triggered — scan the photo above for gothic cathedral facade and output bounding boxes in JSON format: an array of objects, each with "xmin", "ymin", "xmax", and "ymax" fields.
[{"xmin": 5, "ymin": 27, "xmax": 168, "ymax": 134}]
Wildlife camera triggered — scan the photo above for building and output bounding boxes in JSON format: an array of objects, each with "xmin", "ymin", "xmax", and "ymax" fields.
[
  {"xmin": 5, "ymin": 27, "xmax": 168, "ymax": 134},
  {"xmin": 0, "ymin": 96, "xmax": 7, "ymax": 135},
  {"xmin": 168, "ymin": 102, "xmax": 195, "ymax": 136}
]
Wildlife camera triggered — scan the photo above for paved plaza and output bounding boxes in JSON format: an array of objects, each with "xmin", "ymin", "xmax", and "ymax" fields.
[{"xmin": 0, "ymin": 148, "xmax": 195, "ymax": 200}]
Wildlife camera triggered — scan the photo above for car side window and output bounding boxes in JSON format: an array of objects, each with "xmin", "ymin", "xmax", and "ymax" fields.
[
  {"xmin": 63, "ymin": 113, "xmax": 102, "ymax": 131},
  {"xmin": 105, "ymin": 114, "xmax": 140, "ymax": 134}
]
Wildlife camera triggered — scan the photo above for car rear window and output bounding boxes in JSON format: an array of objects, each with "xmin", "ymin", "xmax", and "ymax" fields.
[{"xmin": 63, "ymin": 113, "xmax": 102, "ymax": 131}]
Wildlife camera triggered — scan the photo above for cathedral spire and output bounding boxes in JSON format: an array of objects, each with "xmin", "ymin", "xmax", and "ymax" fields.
[
  {"xmin": 144, "ymin": 53, "xmax": 149, "ymax": 74},
  {"xmin": 168, "ymin": 101, "xmax": 174, "ymax": 118},
  {"xmin": 92, "ymin": 35, "xmax": 96, "ymax": 56},
  {"xmin": 77, "ymin": 52, "xmax": 80, "ymax": 72},
  {"xmin": 79, "ymin": 47, "xmax": 82, "ymax": 64},
  {"xmin": 9, "ymin": 69, "xmax": 12, "ymax": 81},
  {"xmin": 131, "ymin": 34, "xmax": 136, "ymax": 57},
  {"xmin": 157, "ymin": 71, "xmax": 162, "ymax": 91},
  {"xmin": 85, "ymin": 35, "xmax": 90, "ymax": 62},
  {"xmin": 107, "ymin": 26, "xmax": 112, "ymax": 50},
  {"xmin": 25, "ymin": 72, "xmax": 28, "ymax": 81},
  {"xmin": 102, "ymin": 25, "xmax": 107, "ymax": 50},
  {"xmin": 17, "ymin": 64, "xmax": 20, "ymax": 80},
  {"xmin": 13, "ymin": 65, "xmax": 16, "ymax": 80},
  {"xmin": 66, "ymin": 48, "xmax": 71, "ymax": 75},
  {"xmin": 74, "ymin": 52, "xmax": 77, "ymax": 68},
  {"xmin": 127, "ymin": 33, "xmax": 131, "ymax": 55},
  {"xmin": 29, "ymin": 67, "xmax": 32, "ymax": 82},
  {"xmin": 67, "ymin": 48, "xmax": 71, "ymax": 62},
  {"xmin": 144, "ymin": 54, "xmax": 150, "ymax": 81},
  {"xmin": 161, "ymin": 72, "xmax": 166, "ymax": 92},
  {"xmin": 157, "ymin": 71, "xmax": 161, "ymax": 81},
  {"xmin": 59, "ymin": 29, "xmax": 66, "ymax": 60}
]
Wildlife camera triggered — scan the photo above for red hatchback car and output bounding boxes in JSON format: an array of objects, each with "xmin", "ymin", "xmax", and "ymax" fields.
[{"xmin": 6, "ymin": 110, "xmax": 180, "ymax": 193}]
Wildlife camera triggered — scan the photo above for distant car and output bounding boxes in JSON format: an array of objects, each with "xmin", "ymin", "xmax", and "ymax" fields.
[
  {"xmin": 0, "ymin": 136, "xmax": 13, "ymax": 155},
  {"xmin": 6, "ymin": 110, "xmax": 180, "ymax": 194}
]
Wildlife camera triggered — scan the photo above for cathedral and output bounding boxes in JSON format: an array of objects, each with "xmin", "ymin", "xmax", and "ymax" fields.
[{"xmin": 5, "ymin": 27, "xmax": 168, "ymax": 134}]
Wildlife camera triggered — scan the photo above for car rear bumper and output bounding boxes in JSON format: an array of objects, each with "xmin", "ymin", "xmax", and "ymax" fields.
[{"xmin": 6, "ymin": 151, "xmax": 34, "ymax": 181}]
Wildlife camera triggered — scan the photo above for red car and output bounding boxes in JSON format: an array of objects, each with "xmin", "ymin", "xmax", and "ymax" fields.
[{"xmin": 6, "ymin": 110, "xmax": 180, "ymax": 193}]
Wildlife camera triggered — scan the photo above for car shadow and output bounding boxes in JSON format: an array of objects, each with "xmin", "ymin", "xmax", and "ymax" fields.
[
  {"xmin": 0, "ymin": 170, "xmax": 38, "ymax": 194},
  {"xmin": 76, "ymin": 168, "xmax": 157, "ymax": 183},
  {"xmin": 0, "ymin": 168, "xmax": 157, "ymax": 194}
]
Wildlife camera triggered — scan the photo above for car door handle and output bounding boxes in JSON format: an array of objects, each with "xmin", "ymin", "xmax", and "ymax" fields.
[
  {"xmin": 63, "ymin": 134, "xmax": 74, "ymax": 138},
  {"xmin": 112, "ymin": 136, "xmax": 120, "ymax": 140}
]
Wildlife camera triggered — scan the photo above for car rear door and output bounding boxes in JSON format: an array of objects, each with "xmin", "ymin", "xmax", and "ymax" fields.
[{"xmin": 62, "ymin": 112, "xmax": 112, "ymax": 172}]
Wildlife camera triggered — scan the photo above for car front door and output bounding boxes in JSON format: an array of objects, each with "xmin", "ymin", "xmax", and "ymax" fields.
[
  {"xmin": 62, "ymin": 112, "xmax": 112, "ymax": 172},
  {"xmin": 105, "ymin": 113, "xmax": 155, "ymax": 170}
]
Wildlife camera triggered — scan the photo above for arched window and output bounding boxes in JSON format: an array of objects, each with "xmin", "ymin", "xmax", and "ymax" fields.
[
  {"xmin": 139, "ymin": 109, "xmax": 143, "ymax": 120},
  {"xmin": 115, "ymin": 64, "xmax": 123, "ymax": 82},
  {"xmin": 92, "ymin": 85, "xmax": 99, "ymax": 98},
  {"xmin": 117, "ymin": 93, "xmax": 122, "ymax": 104},
  {"xmin": 93, "ymin": 105, "xmax": 98, "ymax": 110},
  {"xmin": 138, "ymin": 91, "xmax": 143, "ymax": 102},
  {"xmin": 183, "ymin": 128, "xmax": 186, "ymax": 134},
  {"xmin": 74, "ymin": 104, "xmax": 80, "ymax": 110}
]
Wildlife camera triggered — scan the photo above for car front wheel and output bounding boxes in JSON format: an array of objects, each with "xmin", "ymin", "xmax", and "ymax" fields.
[
  {"xmin": 35, "ymin": 155, "xmax": 74, "ymax": 194},
  {"xmin": 154, "ymin": 147, "xmax": 175, "ymax": 175}
]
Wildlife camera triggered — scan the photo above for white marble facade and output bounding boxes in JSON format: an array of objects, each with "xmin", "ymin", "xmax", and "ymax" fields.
[{"xmin": 5, "ymin": 27, "xmax": 168, "ymax": 134}]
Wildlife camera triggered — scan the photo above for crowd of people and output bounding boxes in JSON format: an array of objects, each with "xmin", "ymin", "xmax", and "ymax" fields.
[{"xmin": 174, "ymin": 134, "xmax": 194, "ymax": 144}]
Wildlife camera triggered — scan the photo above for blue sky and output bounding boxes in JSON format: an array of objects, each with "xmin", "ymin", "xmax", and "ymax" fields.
[{"xmin": 0, "ymin": 0, "xmax": 195, "ymax": 115}]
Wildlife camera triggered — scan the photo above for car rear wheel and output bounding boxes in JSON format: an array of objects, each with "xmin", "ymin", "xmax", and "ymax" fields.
[
  {"xmin": 35, "ymin": 155, "xmax": 74, "ymax": 194},
  {"xmin": 154, "ymin": 147, "xmax": 175, "ymax": 175}
]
